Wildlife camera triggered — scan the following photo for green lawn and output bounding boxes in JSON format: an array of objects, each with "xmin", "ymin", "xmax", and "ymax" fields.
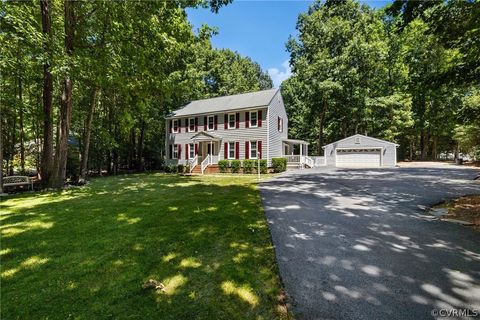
[{"xmin": 1, "ymin": 174, "xmax": 287, "ymax": 319}]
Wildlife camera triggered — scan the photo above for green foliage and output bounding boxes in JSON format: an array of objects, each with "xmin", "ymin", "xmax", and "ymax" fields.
[
  {"xmin": 271, "ymin": 158, "xmax": 287, "ymax": 173},
  {"xmin": 230, "ymin": 160, "xmax": 241, "ymax": 173},
  {"xmin": 218, "ymin": 160, "xmax": 229, "ymax": 173},
  {"xmin": 0, "ymin": 173, "xmax": 282, "ymax": 319},
  {"xmin": 243, "ymin": 160, "xmax": 255, "ymax": 174},
  {"xmin": 259, "ymin": 159, "xmax": 268, "ymax": 174},
  {"xmin": 177, "ymin": 164, "xmax": 185, "ymax": 174}
]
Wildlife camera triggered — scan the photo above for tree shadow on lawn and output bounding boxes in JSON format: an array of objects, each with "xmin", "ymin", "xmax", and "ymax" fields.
[
  {"xmin": 1, "ymin": 174, "xmax": 284, "ymax": 320},
  {"xmin": 260, "ymin": 167, "xmax": 480, "ymax": 319}
]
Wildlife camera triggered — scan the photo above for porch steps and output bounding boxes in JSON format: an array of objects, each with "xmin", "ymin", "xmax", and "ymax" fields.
[{"xmin": 190, "ymin": 165, "xmax": 220, "ymax": 175}]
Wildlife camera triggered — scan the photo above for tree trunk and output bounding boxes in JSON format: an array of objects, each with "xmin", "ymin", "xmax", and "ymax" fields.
[
  {"xmin": 0, "ymin": 115, "xmax": 4, "ymax": 194},
  {"xmin": 136, "ymin": 121, "xmax": 145, "ymax": 171},
  {"xmin": 78, "ymin": 87, "xmax": 99, "ymax": 183},
  {"xmin": 51, "ymin": 0, "xmax": 75, "ymax": 188},
  {"xmin": 128, "ymin": 128, "xmax": 136, "ymax": 169},
  {"xmin": 18, "ymin": 73, "xmax": 25, "ymax": 173},
  {"xmin": 9, "ymin": 110, "xmax": 16, "ymax": 176},
  {"xmin": 40, "ymin": 0, "xmax": 54, "ymax": 188},
  {"xmin": 317, "ymin": 101, "xmax": 327, "ymax": 156}
]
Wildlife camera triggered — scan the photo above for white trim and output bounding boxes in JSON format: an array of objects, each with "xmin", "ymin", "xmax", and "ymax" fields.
[
  {"xmin": 266, "ymin": 107, "xmax": 270, "ymax": 163},
  {"xmin": 172, "ymin": 144, "xmax": 179, "ymax": 159},
  {"xmin": 188, "ymin": 143, "xmax": 195, "ymax": 159},
  {"xmin": 228, "ymin": 113, "xmax": 236, "ymax": 129},
  {"xmin": 207, "ymin": 115, "xmax": 215, "ymax": 131},
  {"xmin": 249, "ymin": 110, "xmax": 258, "ymax": 128},
  {"xmin": 188, "ymin": 117, "xmax": 195, "ymax": 132},
  {"xmin": 172, "ymin": 119, "xmax": 180, "ymax": 133},
  {"xmin": 227, "ymin": 141, "xmax": 236, "ymax": 159},
  {"xmin": 250, "ymin": 140, "xmax": 258, "ymax": 159},
  {"xmin": 323, "ymin": 134, "xmax": 399, "ymax": 148}
]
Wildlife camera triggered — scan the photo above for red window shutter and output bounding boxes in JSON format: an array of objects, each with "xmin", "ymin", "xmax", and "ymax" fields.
[
  {"xmin": 245, "ymin": 112, "xmax": 249, "ymax": 128},
  {"xmin": 235, "ymin": 142, "xmax": 239, "ymax": 159},
  {"xmin": 178, "ymin": 144, "xmax": 181, "ymax": 159},
  {"xmin": 214, "ymin": 115, "xmax": 218, "ymax": 130},
  {"xmin": 245, "ymin": 141, "xmax": 250, "ymax": 159},
  {"xmin": 204, "ymin": 116, "xmax": 207, "ymax": 130},
  {"xmin": 224, "ymin": 114, "xmax": 228, "ymax": 129},
  {"xmin": 185, "ymin": 144, "xmax": 188, "ymax": 160},
  {"xmin": 258, "ymin": 110, "xmax": 262, "ymax": 127},
  {"xmin": 169, "ymin": 120, "xmax": 173, "ymax": 133},
  {"xmin": 224, "ymin": 142, "xmax": 228, "ymax": 159},
  {"xmin": 258, "ymin": 140, "xmax": 262, "ymax": 159},
  {"xmin": 236, "ymin": 113, "xmax": 240, "ymax": 128},
  {"xmin": 195, "ymin": 117, "xmax": 198, "ymax": 132},
  {"xmin": 194, "ymin": 144, "xmax": 198, "ymax": 155}
]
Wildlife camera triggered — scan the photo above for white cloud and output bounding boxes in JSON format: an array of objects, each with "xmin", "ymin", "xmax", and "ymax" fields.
[{"xmin": 267, "ymin": 60, "xmax": 292, "ymax": 88}]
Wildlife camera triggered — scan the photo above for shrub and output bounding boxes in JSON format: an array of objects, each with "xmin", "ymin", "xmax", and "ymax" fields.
[
  {"xmin": 260, "ymin": 159, "xmax": 268, "ymax": 174},
  {"xmin": 272, "ymin": 157, "xmax": 287, "ymax": 173},
  {"xmin": 243, "ymin": 160, "xmax": 255, "ymax": 174},
  {"xmin": 177, "ymin": 164, "xmax": 185, "ymax": 174},
  {"xmin": 230, "ymin": 160, "xmax": 241, "ymax": 173},
  {"xmin": 218, "ymin": 160, "xmax": 229, "ymax": 173}
]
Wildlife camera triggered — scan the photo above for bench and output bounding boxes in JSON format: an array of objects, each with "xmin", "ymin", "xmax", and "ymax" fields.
[{"xmin": 2, "ymin": 176, "xmax": 33, "ymax": 191}]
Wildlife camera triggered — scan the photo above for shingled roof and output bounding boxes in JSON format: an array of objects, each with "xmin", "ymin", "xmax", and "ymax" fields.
[{"xmin": 170, "ymin": 88, "xmax": 279, "ymax": 117}]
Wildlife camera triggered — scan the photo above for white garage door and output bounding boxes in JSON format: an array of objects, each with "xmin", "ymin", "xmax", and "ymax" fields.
[{"xmin": 336, "ymin": 149, "xmax": 381, "ymax": 167}]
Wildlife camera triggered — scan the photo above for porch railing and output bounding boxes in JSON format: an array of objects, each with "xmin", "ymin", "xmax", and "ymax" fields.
[
  {"xmin": 304, "ymin": 156, "xmax": 314, "ymax": 168},
  {"xmin": 285, "ymin": 155, "xmax": 300, "ymax": 163},
  {"xmin": 188, "ymin": 155, "xmax": 198, "ymax": 173},
  {"xmin": 200, "ymin": 154, "xmax": 210, "ymax": 174},
  {"xmin": 285, "ymin": 155, "xmax": 315, "ymax": 168}
]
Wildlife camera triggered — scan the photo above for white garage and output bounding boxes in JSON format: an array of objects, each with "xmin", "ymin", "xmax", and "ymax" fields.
[
  {"xmin": 323, "ymin": 134, "xmax": 399, "ymax": 168},
  {"xmin": 335, "ymin": 148, "xmax": 382, "ymax": 167}
]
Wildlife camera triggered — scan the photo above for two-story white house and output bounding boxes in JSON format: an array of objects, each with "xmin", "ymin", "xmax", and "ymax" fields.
[{"xmin": 165, "ymin": 89, "xmax": 310, "ymax": 173}]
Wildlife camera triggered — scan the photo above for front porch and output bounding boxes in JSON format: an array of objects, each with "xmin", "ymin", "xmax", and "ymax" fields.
[
  {"xmin": 283, "ymin": 139, "xmax": 315, "ymax": 169},
  {"xmin": 188, "ymin": 131, "xmax": 221, "ymax": 174}
]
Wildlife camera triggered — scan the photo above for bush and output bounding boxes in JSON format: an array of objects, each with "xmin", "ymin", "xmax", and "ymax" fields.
[
  {"xmin": 230, "ymin": 160, "xmax": 241, "ymax": 173},
  {"xmin": 260, "ymin": 159, "xmax": 268, "ymax": 174},
  {"xmin": 177, "ymin": 164, "xmax": 185, "ymax": 174},
  {"xmin": 272, "ymin": 157, "xmax": 287, "ymax": 173},
  {"xmin": 243, "ymin": 160, "xmax": 255, "ymax": 174},
  {"xmin": 218, "ymin": 160, "xmax": 229, "ymax": 173}
]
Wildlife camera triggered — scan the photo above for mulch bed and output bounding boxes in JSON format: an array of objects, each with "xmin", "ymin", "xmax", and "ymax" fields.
[{"xmin": 440, "ymin": 195, "xmax": 480, "ymax": 232}]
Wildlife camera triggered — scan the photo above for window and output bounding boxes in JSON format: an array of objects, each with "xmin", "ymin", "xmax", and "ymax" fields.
[
  {"xmin": 228, "ymin": 142, "xmax": 235, "ymax": 159},
  {"xmin": 228, "ymin": 113, "xmax": 236, "ymax": 129},
  {"xmin": 188, "ymin": 143, "xmax": 195, "ymax": 159},
  {"xmin": 250, "ymin": 141, "xmax": 257, "ymax": 159},
  {"xmin": 278, "ymin": 117, "xmax": 283, "ymax": 132},
  {"xmin": 173, "ymin": 145, "xmax": 178, "ymax": 159},
  {"xmin": 188, "ymin": 118, "xmax": 195, "ymax": 132},
  {"xmin": 250, "ymin": 111, "xmax": 258, "ymax": 127},
  {"xmin": 208, "ymin": 115, "xmax": 215, "ymax": 131},
  {"xmin": 172, "ymin": 119, "xmax": 179, "ymax": 133}
]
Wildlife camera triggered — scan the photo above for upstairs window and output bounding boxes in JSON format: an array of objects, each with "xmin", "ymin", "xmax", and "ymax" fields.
[
  {"xmin": 172, "ymin": 119, "xmax": 179, "ymax": 133},
  {"xmin": 228, "ymin": 113, "xmax": 236, "ymax": 129},
  {"xmin": 278, "ymin": 117, "xmax": 283, "ymax": 132},
  {"xmin": 188, "ymin": 118, "xmax": 195, "ymax": 132},
  {"xmin": 250, "ymin": 111, "xmax": 258, "ymax": 128},
  {"xmin": 208, "ymin": 115, "xmax": 215, "ymax": 131}
]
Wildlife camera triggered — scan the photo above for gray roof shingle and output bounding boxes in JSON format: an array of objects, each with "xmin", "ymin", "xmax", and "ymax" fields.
[{"xmin": 170, "ymin": 88, "xmax": 278, "ymax": 117}]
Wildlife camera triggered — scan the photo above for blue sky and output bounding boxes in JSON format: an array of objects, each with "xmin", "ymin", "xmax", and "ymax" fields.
[{"xmin": 187, "ymin": 0, "xmax": 391, "ymax": 88}]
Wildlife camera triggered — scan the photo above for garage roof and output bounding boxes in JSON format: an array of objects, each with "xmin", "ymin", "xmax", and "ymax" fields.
[{"xmin": 322, "ymin": 134, "xmax": 399, "ymax": 148}]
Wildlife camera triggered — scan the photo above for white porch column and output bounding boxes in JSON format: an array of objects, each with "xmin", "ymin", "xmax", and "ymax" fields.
[{"xmin": 300, "ymin": 144, "xmax": 303, "ymax": 156}]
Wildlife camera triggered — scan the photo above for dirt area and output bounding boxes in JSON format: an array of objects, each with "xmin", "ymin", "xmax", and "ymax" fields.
[{"xmin": 438, "ymin": 195, "xmax": 480, "ymax": 232}]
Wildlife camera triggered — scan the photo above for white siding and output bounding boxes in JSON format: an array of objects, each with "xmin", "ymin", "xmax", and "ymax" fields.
[
  {"xmin": 166, "ymin": 108, "xmax": 268, "ymax": 162},
  {"xmin": 267, "ymin": 90, "xmax": 288, "ymax": 165}
]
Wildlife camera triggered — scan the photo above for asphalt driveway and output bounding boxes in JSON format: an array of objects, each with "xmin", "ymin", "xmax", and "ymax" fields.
[{"xmin": 260, "ymin": 166, "xmax": 480, "ymax": 320}]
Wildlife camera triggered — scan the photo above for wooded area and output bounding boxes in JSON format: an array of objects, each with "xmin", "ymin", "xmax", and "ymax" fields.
[
  {"xmin": 282, "ymin": 0, "xmax": 480, "ymax": 159},
  {"xmin": 1, "ymin": 0, "xmax": 479, "ymax": 190}
]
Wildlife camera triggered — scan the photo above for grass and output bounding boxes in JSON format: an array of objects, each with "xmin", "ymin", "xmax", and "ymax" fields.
[{"xmin": 1, "ymin": 173, "xmax": 287, "ymax": 319}]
